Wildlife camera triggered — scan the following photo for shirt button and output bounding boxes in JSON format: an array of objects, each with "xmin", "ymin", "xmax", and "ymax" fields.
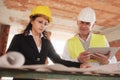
[{"xmin": 37, "ymin": 58, "xmax": 40, "ymax": 61}]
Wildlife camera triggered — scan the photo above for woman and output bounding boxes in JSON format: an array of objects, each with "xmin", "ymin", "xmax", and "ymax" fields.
[{"xmin": 7, "ymin": 6, "xmax": 81, "ymax": 68}]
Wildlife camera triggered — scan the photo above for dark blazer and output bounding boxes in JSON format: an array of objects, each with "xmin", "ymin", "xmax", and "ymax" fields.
[{"xmin": 7, "ymin": 34, "xmax": 81, "ymax": 68}]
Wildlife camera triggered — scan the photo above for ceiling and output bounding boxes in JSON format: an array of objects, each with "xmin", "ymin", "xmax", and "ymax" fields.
[{"xmin": 0, "ymin": 0, "xmax": 120, "ymax": 41}]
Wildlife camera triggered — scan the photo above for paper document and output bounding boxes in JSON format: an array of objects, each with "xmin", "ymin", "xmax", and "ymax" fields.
[
  {"xmin": 87, "ymin": 47, "xmax": 120, "ymax": 59},
  {"xmin": 34, "ymin": 63, "xmax": 120, "ymax": 75},
  {"xmin": 0, "ymin": 51, "xmax": 25, "ymax": 68},
  {"xmin": 1, "ymin": 63, "xmax": 120, "ymax": 75}
]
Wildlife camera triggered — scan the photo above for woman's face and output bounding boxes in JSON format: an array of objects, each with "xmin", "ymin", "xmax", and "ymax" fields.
[{"xmin": 31, "ymin": 16, "xmax": 49, "ymax": 34}]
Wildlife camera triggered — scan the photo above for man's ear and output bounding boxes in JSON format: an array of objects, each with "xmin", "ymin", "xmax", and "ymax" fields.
[
  {"xmin": 89, "ymin": 23, "xmax": 95, "ymax": 31},
  {"xmin": 91, "ymin": 21, "xmax": 96, "ymax": 28},
  {"xmin": 90, "ymin": 23, "xmax": 95, "ymax": 30},
  {"xmin": 91, "ymin": 24, "xmax": 94, "ymax": 28}
]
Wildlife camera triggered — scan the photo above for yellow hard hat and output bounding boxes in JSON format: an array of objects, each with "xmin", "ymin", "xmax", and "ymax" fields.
[{"xmin": 30, "ymin": 6, "xmax": 52, "ymax": 22}]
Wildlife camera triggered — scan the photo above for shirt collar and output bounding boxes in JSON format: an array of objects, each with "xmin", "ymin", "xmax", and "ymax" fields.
[
  {"xmin": 76, "ymin": 32, "xmax": 92, "ymax": 42},
  {"xmin": 29, "ymin": 30, "xmax": 43, "ymax": 38}
]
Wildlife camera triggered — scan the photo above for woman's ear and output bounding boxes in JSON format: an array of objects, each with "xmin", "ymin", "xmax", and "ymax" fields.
[
  {"xmin": 30, "ymin": 20, "xmax": 33, "ymax": 25},
  {"xmin": 30, "ymin": 18, "xmax": 34, "ymax": 25}
]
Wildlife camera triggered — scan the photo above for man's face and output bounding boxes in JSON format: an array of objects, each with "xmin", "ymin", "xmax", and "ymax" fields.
[{"xmin": 77, "ymin": 21, "xmax": 94, "ymax": 35}]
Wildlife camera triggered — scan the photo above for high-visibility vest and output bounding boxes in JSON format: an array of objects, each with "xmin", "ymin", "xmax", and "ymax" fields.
[{"xmin": 67, "ymin": 33, "xmax": 107, "ymax": 59}]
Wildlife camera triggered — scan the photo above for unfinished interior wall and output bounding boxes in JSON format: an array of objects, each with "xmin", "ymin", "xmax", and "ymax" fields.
[
  {"xmin": 0, "ymin": 23, "xmax": 10, "ymax": 56},
  {"xmin": 109, "ymin": 40, "xmax": 120, "ymax": 61}
]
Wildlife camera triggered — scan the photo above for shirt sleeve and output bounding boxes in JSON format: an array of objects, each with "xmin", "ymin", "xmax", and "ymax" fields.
[
  {"xmin": 62, "ymin": 42, "xmax": 79, "ymax": 62},
  {"xmin": 47, "ymin": 40, "xmax": 81, "ymax": 68},
  {"xmin": 7, "ymin": 35, "xmax": 21, "ymax": 52}
]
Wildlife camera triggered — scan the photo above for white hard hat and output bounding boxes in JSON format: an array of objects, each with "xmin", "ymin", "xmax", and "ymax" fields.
[{"xmin": 77, "ymin": 7, "xmax": 96, "ymax": 23}]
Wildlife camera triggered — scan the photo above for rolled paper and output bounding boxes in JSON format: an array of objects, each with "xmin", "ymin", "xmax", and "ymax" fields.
[{"xmin": 0, "ymin": 51, "xmax": 25, "ymax": 67}]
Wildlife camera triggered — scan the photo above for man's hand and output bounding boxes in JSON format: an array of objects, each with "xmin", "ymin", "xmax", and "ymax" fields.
[
  {"xmin": 77, "ymin": 51, "xmax": 91, "ymax": 63},
  {"xmin": 90, "ymin": 51, "xmax": 110, "ymax": 65}
]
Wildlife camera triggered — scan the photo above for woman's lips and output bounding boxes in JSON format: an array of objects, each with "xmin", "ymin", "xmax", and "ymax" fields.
[{"xmin": 39, "ymin": 28, "xmax": 43, "ymax": 31}]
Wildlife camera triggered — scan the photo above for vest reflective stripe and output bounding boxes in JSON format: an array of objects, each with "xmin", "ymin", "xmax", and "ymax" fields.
[{"xmin": 67, "ymin": 34, "xmax": 106, "ymax": 59}]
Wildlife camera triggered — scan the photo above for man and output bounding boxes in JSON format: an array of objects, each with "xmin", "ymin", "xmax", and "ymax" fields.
[{"xmin": 62, "ymin": 7, "xmax": 117, "ymax": 67}]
